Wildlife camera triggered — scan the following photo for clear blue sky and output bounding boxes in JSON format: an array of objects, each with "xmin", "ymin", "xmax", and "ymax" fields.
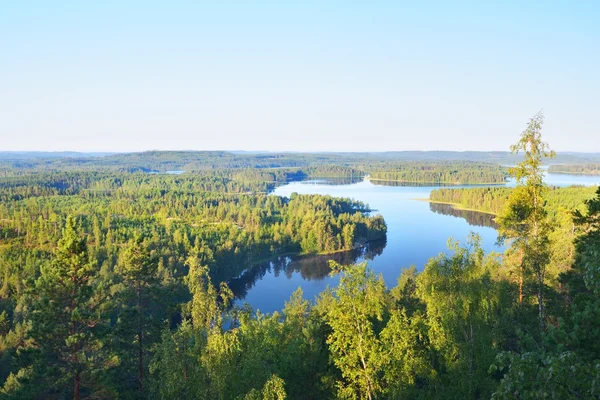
[{"xmin": 1, "ymin": 1, "xmax": 598, "ymax": 152}]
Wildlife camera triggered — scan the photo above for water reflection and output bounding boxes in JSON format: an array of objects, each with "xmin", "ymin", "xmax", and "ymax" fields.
[
  {"xmin": 228, "ymin": 239, "xmax": 386, "ymax": 300},
  {"xmin": 370, "ymin": 179, "xmax": 506, "ymax": 188},
  {"xmin": 270, "ymin": 177, "xmax": 365, "ymax": 193},
  {"xmin": 294, "ymin": 177, "xmax": 365, "ymax": 186},
  {"xmin": 429, "ymin": 202, "xmax": 498, "ymax": 229}
]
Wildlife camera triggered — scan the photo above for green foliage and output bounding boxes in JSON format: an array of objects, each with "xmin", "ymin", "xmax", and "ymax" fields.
[
  {"xmin": 325, "ymin": 262, "xmax": 386, "ymax": 399},
  {"xmin": 243, "ymin": 375, "xmax": 287, "ymax": 400},
  {"xmin": 573, "ymin": 186, "xmax": 600, "ymax": 293},
  {"xmin": 417, "ymin": 235, "xmax": 505, "ymax": 399},
  {"xmin": 491, "ymin": 351, "xmax": 600, "ymax": 399},
  {"xmin": 379, "ymin": 309, "xmax": 431, "ymax": 398},
  {"xmin": 149, "ymin": 321, "xmax": 205, "ymax": 399},
  {"xmin": 497, "ymin": 112, "xmax": 554, "ymax": 333},
  {"xmin": 492, "ymin": 293, "xmax": 600, "ymax": 398}
]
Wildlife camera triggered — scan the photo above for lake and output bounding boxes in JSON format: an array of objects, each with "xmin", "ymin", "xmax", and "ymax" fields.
[{"xmin": 230, "ymin": 173, "xmax": 600, "ymax": 314}]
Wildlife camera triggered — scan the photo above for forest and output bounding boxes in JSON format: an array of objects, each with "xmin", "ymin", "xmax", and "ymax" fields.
[
  {"xmin": 0, "ymin": 170, "xmax": 388, "ymax": 399},
  {"xmin": 1, "ymin": 114, "xmax": 600, "ymax": 399}
]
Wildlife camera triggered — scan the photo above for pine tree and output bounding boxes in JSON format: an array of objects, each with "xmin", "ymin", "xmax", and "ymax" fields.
[{"xmin": 28, "ymin": 215, "xmax": 104, "ymax": 399}]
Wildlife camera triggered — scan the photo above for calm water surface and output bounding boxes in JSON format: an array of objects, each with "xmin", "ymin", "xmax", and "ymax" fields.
[{"xmin": 231, "ymin": 173, "xmax": 600, "ymax": 313}]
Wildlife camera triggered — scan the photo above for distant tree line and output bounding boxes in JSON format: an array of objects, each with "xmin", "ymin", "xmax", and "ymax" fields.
[
  {"xmin": 548, "ymin": 163, "xmax": 600, "ymax": 175},
  {"xmin": 6, "ymin": 151, "xmax": 600, "ymax": 185},
  {"xmin": 3, "ymin": 150, "xmax": 600, "ymax": 172}
]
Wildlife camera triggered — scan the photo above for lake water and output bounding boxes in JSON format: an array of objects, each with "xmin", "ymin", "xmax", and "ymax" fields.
[{"xmin": 230, "ymin": 173, "xmax": 600, "ymax": 314}]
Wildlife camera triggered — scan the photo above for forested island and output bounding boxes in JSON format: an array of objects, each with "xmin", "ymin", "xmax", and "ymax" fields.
[
  {"xmin": 369, "ymin": 161, "xmax": 507, "ymax": 184},
  {"xmin": 1, "ymin": 115, "xmax": 600, "ymax": 399},
  {"xmin": 429, "ymin": 185, "xmax": 597, "ymax": 216},
  {"xmin": 548, "ymin": 164, "xmax": 600, "ymax": 175}
]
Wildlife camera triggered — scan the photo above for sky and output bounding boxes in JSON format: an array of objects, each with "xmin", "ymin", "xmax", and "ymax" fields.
[{"xmin": 1, "ymin": 1, "xmax": 599, "ymax": 153}]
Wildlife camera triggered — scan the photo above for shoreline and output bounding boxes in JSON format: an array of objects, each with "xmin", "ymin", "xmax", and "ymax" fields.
[{"xmin": 547, "ymin": 170, "xmax": 600, "ymax": 176}]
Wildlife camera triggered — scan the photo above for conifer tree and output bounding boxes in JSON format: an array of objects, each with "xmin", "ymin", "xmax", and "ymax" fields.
[
  {"xmin": 28, "ymin": 215, "xmax": 103, "ymax": 399},
  {"xmin": 114, "ymin": 237, "xmax": 159, "ymax": 394}
]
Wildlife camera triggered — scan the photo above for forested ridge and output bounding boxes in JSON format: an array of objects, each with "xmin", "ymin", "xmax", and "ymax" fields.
[
  {"xmin": 3, "ymin": 151, "xmax": 600, "ymax": 172},
  {"xmin": 1, "ymin": 115, "xmax": 600, "ymax": 399}
]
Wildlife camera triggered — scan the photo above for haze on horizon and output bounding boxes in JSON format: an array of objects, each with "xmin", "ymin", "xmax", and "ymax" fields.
[{"xmin": 1, "ymin": 1, "xmax": 598, "ymax": 153}]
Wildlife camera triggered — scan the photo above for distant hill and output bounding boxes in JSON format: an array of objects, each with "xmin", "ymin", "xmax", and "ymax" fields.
[
  {"xmin": 2, "ymin": 150, "xmax": 600, "ymax": 172},
  {"xmin": 0, "ymin": 151, "xmax": 116, "ymax": 160}
]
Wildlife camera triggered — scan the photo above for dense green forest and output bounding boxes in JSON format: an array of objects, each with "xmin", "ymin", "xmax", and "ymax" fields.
[
  {"xmin": 2, "ymin": 116, "xmax": 600, "ymax": 399},
  {"xmin": 549, "ymin": 164, "xmax": 600, "ymax": 175},
  {"xmin": 369, "ymin": 161, "xmax": 507, "ymax": 184},
  {"xmin": 0, "ymin": 170, "xmax": 387, "ymax": 399}
]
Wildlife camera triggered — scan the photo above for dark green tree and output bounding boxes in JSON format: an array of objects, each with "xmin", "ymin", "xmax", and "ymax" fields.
[
  {"xmin": 112, "ymin": 237, "xmax": 160, "ymax": 395},
  {"xmin": 573, "ymin": 186, "xmax": 600, "ymax": 294}
]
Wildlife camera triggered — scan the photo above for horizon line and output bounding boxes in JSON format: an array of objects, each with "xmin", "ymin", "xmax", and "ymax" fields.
[{"xmin": 1, "ymin": 149, "xmax": 599, "ymax": 155}]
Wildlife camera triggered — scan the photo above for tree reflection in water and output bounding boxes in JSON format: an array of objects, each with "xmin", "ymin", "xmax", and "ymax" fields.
[
  {"xmin": 429, "ymin": 202, "xmax": 498, "ymax": 229},
  {"xmin": 228, "ymin": 238, "xmax": 386, "ymax": 300},
  {"xmin": 293, "ymin": 177, "xmax": 365, "ymax": 186}
]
